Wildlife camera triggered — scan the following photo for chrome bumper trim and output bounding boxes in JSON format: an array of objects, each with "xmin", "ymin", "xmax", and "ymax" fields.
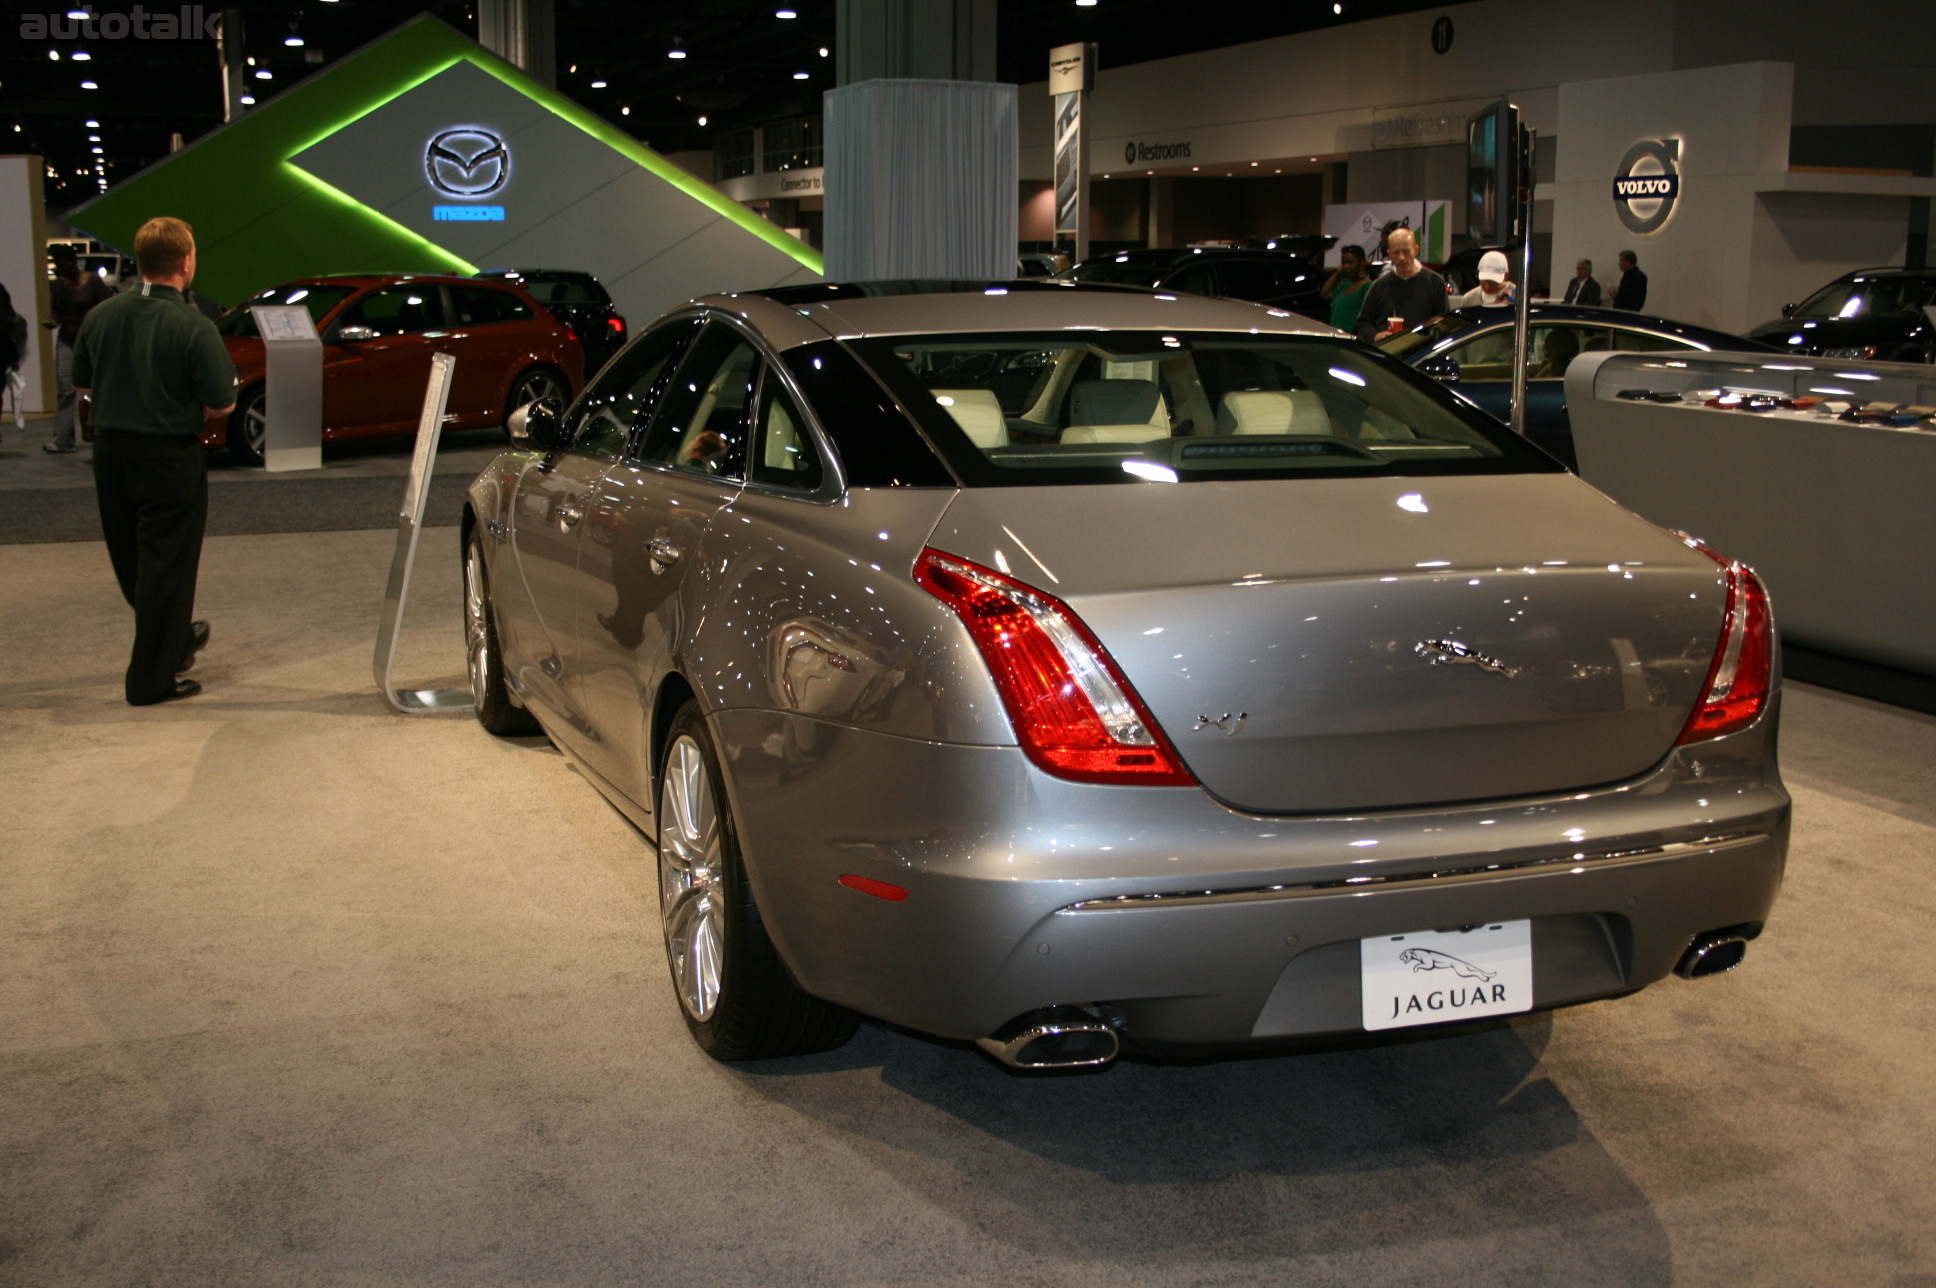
[{"xmin": 1059, "ymin": 832, "xmax": 1766, "ymax": 912}]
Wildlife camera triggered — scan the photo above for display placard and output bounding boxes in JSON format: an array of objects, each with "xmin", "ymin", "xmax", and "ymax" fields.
[{"xmin": 249, "ymin": 303, "xmax": 323, "ymax": 472}]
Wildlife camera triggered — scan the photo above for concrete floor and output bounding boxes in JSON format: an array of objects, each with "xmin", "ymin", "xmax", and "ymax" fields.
[{"xmin": 3, "ymin": 468, "xmax": 1935, "ymax": 1283}]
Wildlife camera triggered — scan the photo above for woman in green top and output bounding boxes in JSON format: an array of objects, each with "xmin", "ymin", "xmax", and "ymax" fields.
[{"xmin": 1322, "ymin": 243, "xmax": 1371, "ymax": 334}]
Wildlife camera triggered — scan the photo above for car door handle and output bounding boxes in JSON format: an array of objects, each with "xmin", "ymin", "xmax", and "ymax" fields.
[
  {"xmin": 554, "ymin": 503, "xmax": 583, "ymax": 530},
  {"xmin": 646, "ymin": 536, "xmax": 683, "ymax": 572}
]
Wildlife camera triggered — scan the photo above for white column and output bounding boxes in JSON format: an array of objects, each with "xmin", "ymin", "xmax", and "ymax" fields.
[{"xmin": 823, "ymin": 79, "xmax": 1017, "ymax": 279}]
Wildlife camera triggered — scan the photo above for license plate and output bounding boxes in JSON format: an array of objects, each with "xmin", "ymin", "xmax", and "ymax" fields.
[{"xmin": 1361, "ymin": 921, "xmax": 1533, "ymax": 1031}]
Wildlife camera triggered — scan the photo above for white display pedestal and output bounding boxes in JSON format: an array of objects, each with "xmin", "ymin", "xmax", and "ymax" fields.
[{"xmin": 250, "ymin": 303, "xmax": 323, "ymax": 472}]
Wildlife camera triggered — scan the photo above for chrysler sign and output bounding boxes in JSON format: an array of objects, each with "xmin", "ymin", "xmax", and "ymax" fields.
[{"xmin": 1612, "ymin": 138, "xmax": 1680, "ymax": 234}]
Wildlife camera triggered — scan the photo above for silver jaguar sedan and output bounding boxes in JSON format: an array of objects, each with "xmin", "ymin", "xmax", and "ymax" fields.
[{"xmin": 462, "ymin": 281, "xmax": 1786, "ymax": 1069}]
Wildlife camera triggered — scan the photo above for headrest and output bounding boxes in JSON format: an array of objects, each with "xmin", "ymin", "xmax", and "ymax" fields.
[
  {"xmin": 932, "ymin": 388, "xmax": 1007, "ymax": 448},
  {"xmin": 1061, "ymin": 424, "xmax": 1169, "ymax": 444},
  {"xmin": 1071, "ymin": 379, "xmax": 1160, "ymax": 427}
]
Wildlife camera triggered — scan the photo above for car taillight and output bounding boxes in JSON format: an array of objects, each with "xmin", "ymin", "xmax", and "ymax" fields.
[
  {"xmin": 915, "ymin": 549, "xmax": 1194, "ymax": 786},
  {"xmin": 1675, "ymin": 536, "xmax": 1774, "ymax": 744},
  {"xmin": 607, "ymin": 316, "xmax": 626, "ymax": 335}
]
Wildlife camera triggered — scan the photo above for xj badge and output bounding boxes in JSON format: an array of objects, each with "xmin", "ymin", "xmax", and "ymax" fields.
[{"xmin": 426, "ymin": 128, "xmax": 510, "ymax": 197}]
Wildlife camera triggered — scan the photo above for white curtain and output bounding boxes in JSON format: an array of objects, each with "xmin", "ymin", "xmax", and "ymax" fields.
[{"xmin": 824, "ymin": 79, "xmax": 1018, "ymax": 280}]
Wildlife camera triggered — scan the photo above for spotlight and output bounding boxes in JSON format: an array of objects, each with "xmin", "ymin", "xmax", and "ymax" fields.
[
  {"xmin": 698, "ymin": 115, "xmax": 708, "ymax": 126},
  {"xmin": 285, "ymin": 36, "xmax": 303, "ymax": 47},
  {"xmin": 792, "ymin": 71, "xmax": 809, "ymax": 79},
  {"xmin": 590, "ymin": 79, "xmax": 607, "ymax": 88},
  {"xmin": 80, "ymin": 80, "xmax": 98, "ymax": 89},
  {"xmin": 775, "ymin": 8, "xmax": 797, "ymax": 17},
  {"xmin": 72, "ymin": 50, "xmax": 92, "ymax": 61}
]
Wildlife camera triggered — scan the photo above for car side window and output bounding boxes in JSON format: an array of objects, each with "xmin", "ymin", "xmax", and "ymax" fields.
[
  {"xmin": 638, "ymin": 323, "xmax": 758, "ymax": 480},
  {"xmin": 338, "ymin": 285, "xmax": 446, "ymax": 337},
  {"xmin": 561, "ymin": 316, "xmax": 702, "ymax": 459},
  {"xmin": 1444, "ymin": 326, "xmax": 1517, "ymax": 379},
  {"xmin": 749, "ymin": 365, "xmax": 824, "ymax": 491},
  {"xmin": 1214, "ymin": 260, "xmax": 1284, "ymax": 301},
  {"xmin": 1614, "ymin": 329, "xmax": 1694, "ymax": 353},
  {"xmin": 1167, "ymin": 264, "xmax": 1217, "ymax": 296},
  {"xmin": 449, "ymin": 286, "xmax": 533, "ymax": 326}
]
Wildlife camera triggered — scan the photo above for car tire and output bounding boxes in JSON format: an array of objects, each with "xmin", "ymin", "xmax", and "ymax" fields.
[
  {"xmin": 227, "ymin": 385, "xmax": 266, "ymax": 466},
  {"xmin": 505, "ymin": 365, "xmax": 569, "ymax": 431},
  {"xmin": 657, "ymin": 700, "xmax": 859, "ymax": 1061},
  {"xmin": 464, "ymin": 531, "xmax": 541, "ymax": 737}
]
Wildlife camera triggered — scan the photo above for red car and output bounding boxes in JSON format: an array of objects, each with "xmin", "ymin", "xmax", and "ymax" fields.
[{"xmin": 212, "ymin": 273, "xmax": 584, "ymax": 463}]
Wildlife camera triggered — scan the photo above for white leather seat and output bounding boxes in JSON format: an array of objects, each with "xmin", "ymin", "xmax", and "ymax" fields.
[
  {"xmin": 1061, "ymin": 424, "xmax": 1170, "ymax": 444},
  {"xmin": 931, "ymin": 388, "xmax": 1007, "ymax": 448},
  {"xmin": 1224, "ymin": 389, "xmax": 1332, "ymax": 436}
]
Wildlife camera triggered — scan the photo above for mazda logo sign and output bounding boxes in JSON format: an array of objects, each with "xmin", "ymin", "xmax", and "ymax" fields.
[
  {"xmin": 1611, "ymin": 138, "xmax": 1680, "ymax": 235},
  {"xmin": 426, "ymin": 128, "xmax": 509, "ymax": 197}
]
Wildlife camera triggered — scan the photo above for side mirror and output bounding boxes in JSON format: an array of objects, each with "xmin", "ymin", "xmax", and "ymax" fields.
[
  {"xmin": 1780, "ymin": 303, "xmax": 1796, "ymax": 318},
  {"xmin": 333, "ymin": 323, "xmax": 377, "ymax": 343},
  {"xmin": 508, "ymin": 395, "xmax": 565, "ymax": 450},
  {"xmin": 1417, "ymin": 353, "xmax": 1461, "ymax": 384}
]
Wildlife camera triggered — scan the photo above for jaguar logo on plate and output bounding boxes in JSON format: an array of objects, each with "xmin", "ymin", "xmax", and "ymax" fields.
[
  {"xmin": 1362, "ymin": 922, "xmax": 1533, "ymax": 1030},
  {"xmin": 425, "ymin": 128, "xmax": 510, "ymax": 197}
]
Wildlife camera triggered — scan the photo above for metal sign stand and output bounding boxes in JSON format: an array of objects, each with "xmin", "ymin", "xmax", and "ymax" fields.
[
  {"xmin": 373, "ymin": 352, "xmax": 472, "ymax": 714},
  {"xmin": 1509, "ymin": 127, "xmax": 1537, "ymax": 439}
]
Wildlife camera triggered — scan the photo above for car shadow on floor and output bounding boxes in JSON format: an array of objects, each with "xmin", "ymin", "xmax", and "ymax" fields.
[{"xmin": 729, "ymin": 1015, "xmax": 1672, "ymax": 1277}]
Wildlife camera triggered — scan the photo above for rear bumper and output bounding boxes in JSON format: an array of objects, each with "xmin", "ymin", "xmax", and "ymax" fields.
[{"xmin": 711, "ymin": 707, "xmax": 1788, "ymax": 1049}]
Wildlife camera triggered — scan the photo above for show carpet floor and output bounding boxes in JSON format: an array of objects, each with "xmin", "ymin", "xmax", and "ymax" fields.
[{"xmin": 2, "ymin": 525, "xmax": 1933, "ymax": 1286}]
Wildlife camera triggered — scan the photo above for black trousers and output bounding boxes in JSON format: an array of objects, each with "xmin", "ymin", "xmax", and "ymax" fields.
[{"xmin": 92, "ymin": 431, "xmax": 208, "ymax": 704}]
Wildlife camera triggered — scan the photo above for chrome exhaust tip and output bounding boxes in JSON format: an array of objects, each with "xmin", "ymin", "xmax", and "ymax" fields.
[
  {"xmin": 1675, "ymin": 925, "xmax": 1757, "ymax": 979},
  {"xmin": 976, "ymin": 1006, "xmax": 1121, "ymax": 1070}
]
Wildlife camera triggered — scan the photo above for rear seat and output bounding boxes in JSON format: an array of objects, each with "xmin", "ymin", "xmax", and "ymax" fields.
[{"xmin": 1224, "ymin": 389, "xmax": 1332, "ymax": 436}]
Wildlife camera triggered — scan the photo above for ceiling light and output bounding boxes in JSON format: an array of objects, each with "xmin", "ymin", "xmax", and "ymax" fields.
[
  {"xmin": 254, "ymin": 68, "xmax": 272, "ymax": 79},
  {"xmin": 72, "ymin": 50, "xmax": 92, "ymax": 61},
  {"xmin": 591, "ymin": 79, "xmax": 607, "ymax": 88},
  {"xmin": 1077, "ymin": 0, "xmax": 1098, "ymax": 6},
  {"xmin": 247, "ymin": 56, "xmax": 255, "ymax": 65},
  {"xmin": 698, "ymin": 115, "xmax": 708, "ymax": 126},
  {"xmin": 793, "ymin": 71, "xmax": 809, "ymax": 79},
  {"xmin": 775, "ymin": 8, "xmax": 798, "ymax": 17},
  {"xmin": 621, "ymin": 105, "xmax": 631, "ymax": 115},
  {"xmin": 48, "ymin": 49, "xmax": 60, "ymax": 60},
  {"xmin": 91, "ymin": 146, "xmax": 103, "ymax": 154},
  {"xmin": 240, "ymin": 94, "xmax": 256, "ymax": 105},
  {"xmin": 1333, "ymin": 2, "xmax": 1342, "ymax": 11},
  {"xmin": 668, "ymin": 48, "xmax": 686, "ymax": 58},
  {"xmin": 88, "ymin": 134, "xmax": 100, "ymax": 141},
  {"xmin": 819, "ymin": 47, "xmax": 829, "ymax": 56},
  {"xmin": 86, "ymin": 119, "xmax": 99, "ymax": 127},
  {"xmin": 80, "ymin": 80, "xmax": 98, "ymax": 89},
  {"xmin": 66, "ymin": 7, "xmax": 89, "ymax": 16},
  {"xmin": 285, "ymin": 36, "xmax": 303, "ymax": 47}
]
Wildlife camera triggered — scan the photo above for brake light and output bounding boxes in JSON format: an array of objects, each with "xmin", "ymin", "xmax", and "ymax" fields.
[
  {"xmin": 607, "ymin": 316, "xmax": 626, "ymax": 335},
  {"xmin": 915, "ymin": 549, "xmax": 1195, "ymax": 786},
  {"xmin": 1675, "ymin": 538, "xmax": 1774, "ymax": 744}
]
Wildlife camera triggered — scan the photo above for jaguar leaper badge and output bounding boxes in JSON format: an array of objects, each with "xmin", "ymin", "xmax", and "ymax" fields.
[
  {"xmin": 426, "ymin": 128, "xmax": 509, "ymax": 197},
  {"xmin": 1415, "ymin": 639, "xmax": 1520, "ymax": 677}
]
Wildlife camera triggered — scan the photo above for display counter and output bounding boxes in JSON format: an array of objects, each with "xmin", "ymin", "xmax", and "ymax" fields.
[{"xmin": 1565, "ymin": 350, "xmax": 1936, "ymax": 677}]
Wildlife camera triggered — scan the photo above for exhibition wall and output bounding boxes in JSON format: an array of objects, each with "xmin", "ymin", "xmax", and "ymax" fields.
[{"xmin": 65, "ymin": 17, "xmax": 823, "ymax": 327}]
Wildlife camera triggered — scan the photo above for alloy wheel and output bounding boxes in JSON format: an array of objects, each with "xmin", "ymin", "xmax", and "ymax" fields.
[
  {"xmin": 659, "ymin": 735, "xmax": 725, "ymax": 1022},
  {"xmin": 463, "ymin": 546, "xmax": 491, "ymax": 710}
]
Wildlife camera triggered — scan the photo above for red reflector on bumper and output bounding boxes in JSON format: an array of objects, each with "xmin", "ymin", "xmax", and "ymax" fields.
[{"xmin": 838, "ymin": 874, "xmax": 908, "ymax": 902}]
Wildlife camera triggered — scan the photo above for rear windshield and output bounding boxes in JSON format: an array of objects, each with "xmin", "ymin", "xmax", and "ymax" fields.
[
  {"xmin": 1791, "ymin": 275, "xmax": 1936, "ymax": 320},
  {"xmin": 1375, "ymin": 313, "xmax": 1469, "ymax": 360},
  {"xmin": 851, "ymin": 330, "xmax": 1561, "ymax": 485},
  {"xmin": 219, "ymin": 284, "xmax": 353, "ymax": 338}
]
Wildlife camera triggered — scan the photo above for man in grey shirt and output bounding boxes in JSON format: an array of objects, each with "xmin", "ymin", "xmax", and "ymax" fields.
[{"xmin": 1354, "ymin": 228, "xmax": 1450, "ymax": 342}]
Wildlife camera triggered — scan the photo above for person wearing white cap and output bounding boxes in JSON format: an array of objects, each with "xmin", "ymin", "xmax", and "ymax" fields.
[{"xmin": 1453, "ymin": 250, "xmax": 1516, "ymax": 308}]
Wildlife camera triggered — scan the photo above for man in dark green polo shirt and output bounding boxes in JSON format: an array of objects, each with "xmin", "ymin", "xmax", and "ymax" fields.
[{"xmin": 72, "ymin": 216, "xmax": 236, "ymax": 706}]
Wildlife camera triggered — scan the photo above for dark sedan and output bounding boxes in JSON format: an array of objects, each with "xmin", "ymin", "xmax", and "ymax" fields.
[
  {"xmin": 1066, "ymin": 247, "xmax": 1328, "ymax": 321},
  {"xmin": 1379, "ymin": 304, "xmax": 1774, "ymax": 468},
  {"xmin": 476, "ymin": 268, "xmax": 629, "ymax": 377},
  {"xmin": 1745, "ymin": 268, "xmax": 1936, "ymax": 364}
]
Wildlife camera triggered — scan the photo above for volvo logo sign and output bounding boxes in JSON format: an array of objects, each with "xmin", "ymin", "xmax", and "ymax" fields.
[
  {"xmin": 426, "ymin": 128, "xmax": 509, "ymax": 197},
  {"xmin": 1612, "ymin": 138, "xmax": 1680, "ymax": 235}
]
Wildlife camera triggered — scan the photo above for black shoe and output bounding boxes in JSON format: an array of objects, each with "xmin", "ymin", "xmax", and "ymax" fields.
[
  {"xmin": 179, "ymin": 620, "xmax": 210, "ymax": 674},
  {"xmin": 130, "ymin": 679, "xmax": 202, "ymax": 707},
  {"xmin": 42, "ymin": 443, "xmax": 78, "ymax": 454}
]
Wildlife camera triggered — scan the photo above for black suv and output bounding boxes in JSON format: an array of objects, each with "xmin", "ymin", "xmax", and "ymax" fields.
[
  {"xmin": 475, "ymin": 269, "xmax": 629, "ymax": 376},
  {"xmin": 1746, "ymin": 268, "xmax": 1936, "ymax": 364},
  {"xmin": 1065, "ymin": 247, "xmax": 1327, "ymax": 321}
]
